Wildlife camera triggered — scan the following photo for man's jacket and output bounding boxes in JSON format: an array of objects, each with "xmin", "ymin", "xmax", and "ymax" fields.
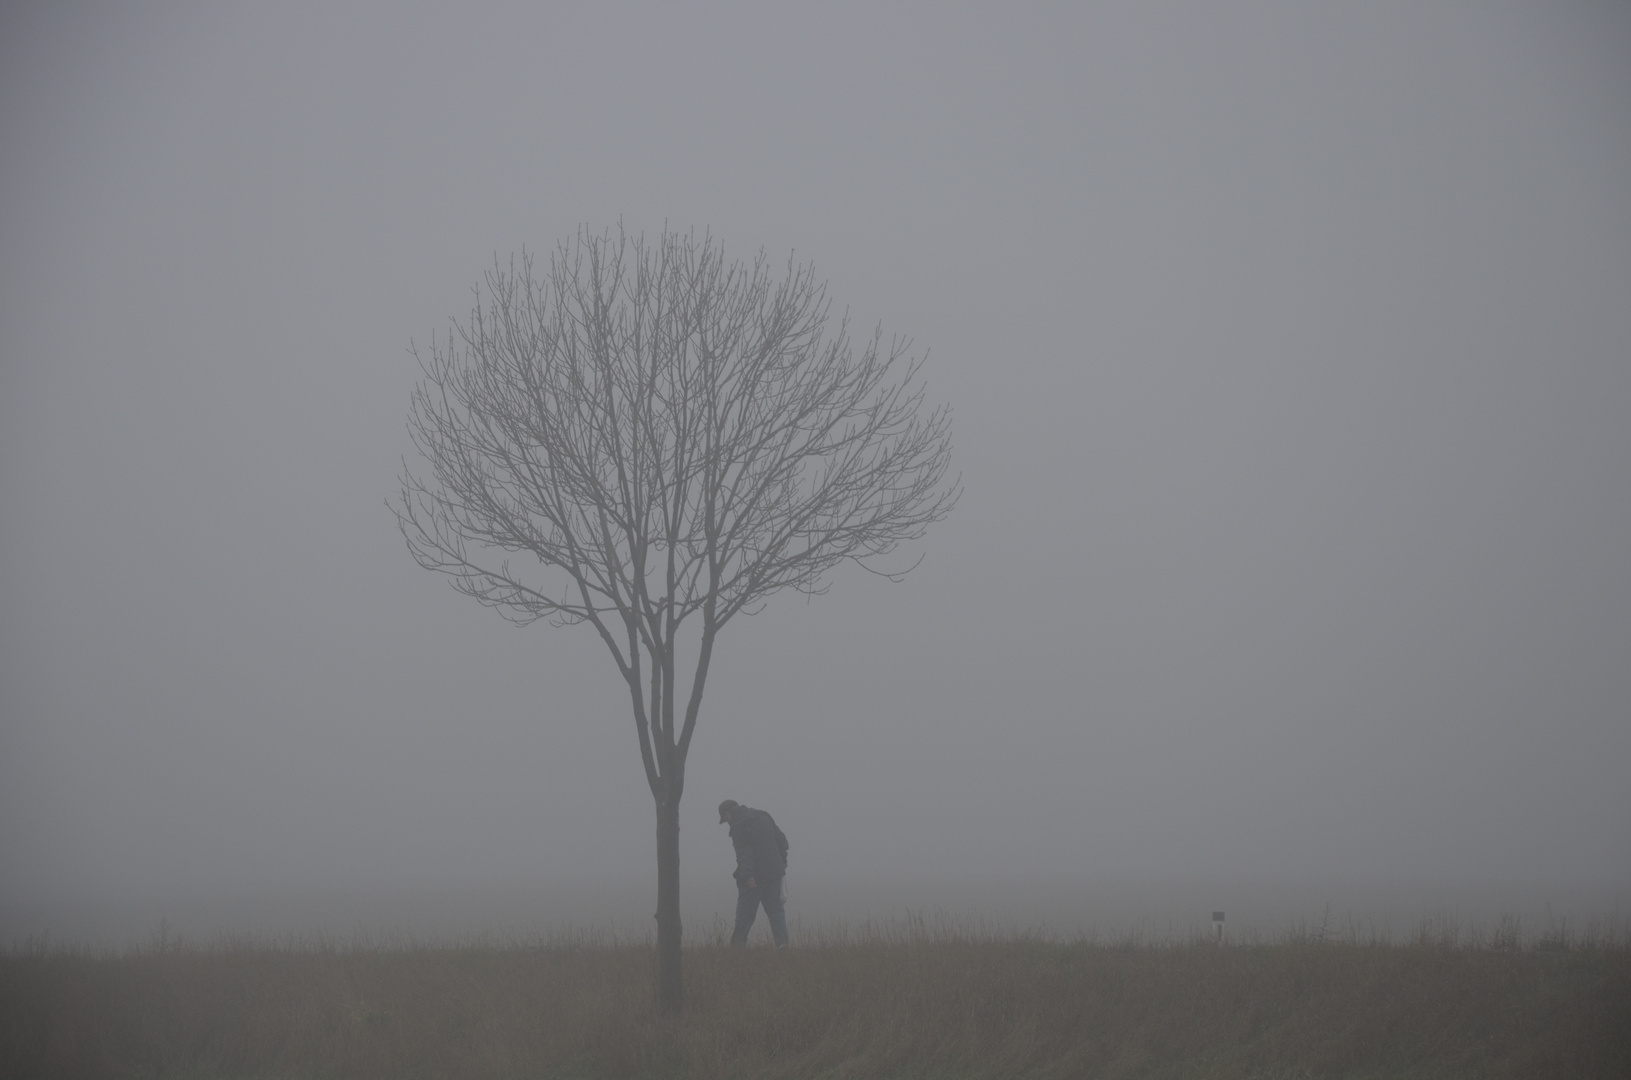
[{"xmin": 729, "ymin": 806, "xmax": 789, "ymax": 884}]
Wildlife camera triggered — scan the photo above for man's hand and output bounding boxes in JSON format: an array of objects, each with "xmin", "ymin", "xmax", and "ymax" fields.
[{"xmin": 745, "ymin": 877, "xmax": 756, "ymax": 890}]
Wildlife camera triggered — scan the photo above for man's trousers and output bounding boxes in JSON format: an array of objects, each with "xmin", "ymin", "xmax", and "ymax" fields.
[{"xmin": 730, "ymin": 877, "xmax": 788, "ymax": 947}]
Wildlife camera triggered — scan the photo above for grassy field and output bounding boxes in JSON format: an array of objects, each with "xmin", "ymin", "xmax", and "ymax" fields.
[{"xmin": 3, "ymin": 923, "xmax": 1628, "ymax": 1079}]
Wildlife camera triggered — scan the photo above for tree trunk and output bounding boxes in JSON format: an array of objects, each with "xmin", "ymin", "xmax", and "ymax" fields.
[{"xmin": 654, "ymin": 794, "xmax": 683, "ymax": 1013}]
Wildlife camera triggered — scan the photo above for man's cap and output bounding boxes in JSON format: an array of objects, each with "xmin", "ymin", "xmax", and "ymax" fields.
[{"xmin": 717, "ymin": 799, "xmax": 740, "ymax": 823}]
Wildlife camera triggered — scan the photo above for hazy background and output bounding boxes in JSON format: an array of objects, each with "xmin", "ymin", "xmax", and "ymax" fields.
[{"xmin": 3, "ymin": 1, "xmax": 1628, "ymax": 947}]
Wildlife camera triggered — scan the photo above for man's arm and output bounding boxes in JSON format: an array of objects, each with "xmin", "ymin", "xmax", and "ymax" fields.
[{"xmin": 732, "ymin": 825, "xmax": 757, "ymax": 884}]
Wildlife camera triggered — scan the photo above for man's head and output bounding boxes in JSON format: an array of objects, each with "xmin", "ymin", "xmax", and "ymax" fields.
[{"xmin": 717, "ymin": 799, "xmax": 740, "ymax": 824}]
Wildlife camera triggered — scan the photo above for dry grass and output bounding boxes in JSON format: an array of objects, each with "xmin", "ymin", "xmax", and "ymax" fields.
[{"xmin": 3, "ymin": 921, "xmax": 1628, "ymax": 1079}]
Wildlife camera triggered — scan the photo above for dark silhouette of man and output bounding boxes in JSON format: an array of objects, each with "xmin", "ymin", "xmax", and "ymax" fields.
[{"xmin": 718, "ymin": 799, "xmax": 789, "ymax": 947}]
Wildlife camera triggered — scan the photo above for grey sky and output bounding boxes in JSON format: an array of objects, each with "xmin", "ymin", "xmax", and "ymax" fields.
[{"xmin": 2, "ymin": 2, "xmax": 1628, "ymax": 926}]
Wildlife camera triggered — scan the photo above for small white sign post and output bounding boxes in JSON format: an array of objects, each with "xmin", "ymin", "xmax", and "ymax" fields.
[{"xmin": 1212, "ymin": 911, "xmax": 1225, "ymax": 945}]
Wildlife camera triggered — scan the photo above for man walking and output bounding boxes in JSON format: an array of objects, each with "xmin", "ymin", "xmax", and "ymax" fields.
[{"xmin": 718, "ymin": 799, "xmax": 789, "ymax": 948}]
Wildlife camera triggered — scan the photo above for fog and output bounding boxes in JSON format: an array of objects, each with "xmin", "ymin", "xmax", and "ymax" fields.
[{"xmin": 3, "ymin": 2, "xmax": 1628, "ymax": 947}]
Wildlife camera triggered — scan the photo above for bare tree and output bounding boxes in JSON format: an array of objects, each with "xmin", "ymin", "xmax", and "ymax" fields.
[{"xmin": 394, "ymin": 225, "xmax": 957, "ymax": 1011}]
